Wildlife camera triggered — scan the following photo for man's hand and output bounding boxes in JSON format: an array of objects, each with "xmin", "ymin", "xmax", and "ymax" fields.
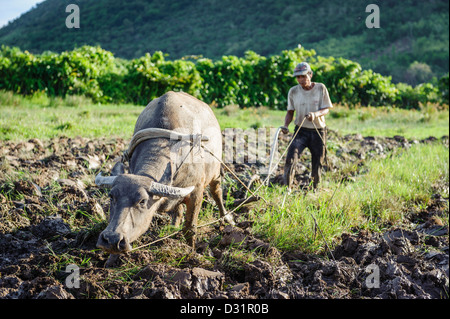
[
  {"xmin": 283, "ymin": 110, "xmax": 294, "ymax": 134},
  {"xmin": 306, "ymin": 112, "xmax": 316, "ymax": 122}
]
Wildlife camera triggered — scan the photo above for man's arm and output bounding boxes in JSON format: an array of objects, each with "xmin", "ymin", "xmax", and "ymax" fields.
[
  {"xmin": 281, "ymin": 110, "xmax": 294, "ymax": 133},
  {"xmin": 306, "ymin": 107, "xmax": 330, "ymax": 121}
]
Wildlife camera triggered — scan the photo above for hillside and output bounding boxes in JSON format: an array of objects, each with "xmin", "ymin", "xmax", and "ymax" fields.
[{"xmin": 0, "ymin": 0, "xmax": 448, "ymax": 84}]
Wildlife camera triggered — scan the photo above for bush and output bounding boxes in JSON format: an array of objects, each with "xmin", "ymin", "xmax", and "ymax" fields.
[
  {"xmin": 438, "ymin": 73, "xmax": 449, "ymax": 104},
  {"xmin": 0, "ymin": 45, "xmax": 118, "ymax": 101},
  {"xmin": 123, "ymin": 51, "xmax": 203, "ymax": 105},
  {"xmin": 0, "ymin": 45, "xmax": 446, "ymax": 109}
]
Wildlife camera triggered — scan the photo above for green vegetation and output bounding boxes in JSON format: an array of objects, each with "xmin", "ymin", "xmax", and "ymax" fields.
[
  {"xmin": 250, "ymin": 142, "xmax": 449, "ymax": 253},
  {"xmin": 0, "ymin": 0, "xmax": 447, "ymax": 85},
  {"xmin": 326, "ymin": 104, "xmax": 450, "ymax": 139},
  {"xmin": 0, "ymin": 90, "xmax": 448, "ymax": 263},
  {"xmin": 1, "ymin": 90, "xmax": 448, "ymax": 142},
  {"xmin": 0, "ymin": 0, "xmax": 448, "ymax": 295},
  {"xmin": 0, "ymin": 90, "xmax": 141, "ymax": 141},
  {"xmin": 1, "ymin": 45, "xmax": 448, "ymax": 109}
]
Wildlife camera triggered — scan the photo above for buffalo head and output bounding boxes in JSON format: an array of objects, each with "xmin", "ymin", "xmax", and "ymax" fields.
[{"xmin": 95, "ymin": 166, "xmax": 194, "ymax": 254}]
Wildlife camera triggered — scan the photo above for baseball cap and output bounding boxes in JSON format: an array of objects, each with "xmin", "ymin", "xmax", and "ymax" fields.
[{"xmin": 293, "ymin": 62, "xmax": 312, "ymax": 77}]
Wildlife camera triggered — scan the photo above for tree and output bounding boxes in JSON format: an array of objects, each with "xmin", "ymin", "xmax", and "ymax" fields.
[{"xmin": 405, "ymin": 61, "xmax": 433, "ymax": 86}]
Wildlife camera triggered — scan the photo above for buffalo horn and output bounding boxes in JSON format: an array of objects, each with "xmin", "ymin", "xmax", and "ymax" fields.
[{"xmin": 148, "ymin": 182, "xmax": 194, "ymax": 198}]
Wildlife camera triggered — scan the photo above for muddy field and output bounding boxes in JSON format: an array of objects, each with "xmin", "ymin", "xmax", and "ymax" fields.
[{"xmin": 0, "ymin": 131, "xmax": 448, "ymax": 299}]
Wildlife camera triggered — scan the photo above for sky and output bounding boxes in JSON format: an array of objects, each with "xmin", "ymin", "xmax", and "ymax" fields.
[{"xmin": 0, "ymin": 0, "xmax": 45, "ymax": 28}]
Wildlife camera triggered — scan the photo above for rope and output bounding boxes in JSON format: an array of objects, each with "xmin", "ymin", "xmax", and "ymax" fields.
[
  {"xmin": 131, "ymin": 229, "xmax": 182, "ymax": 251},
  {"xmin": 202, "ymin": 145, "xmax": 268, "ymax": 204},
  {"xmin": 261, "ymin": 117, "xmax": 306, "ymax": 187},
  {"xmin": 129, "ymin": 132, "xmax": 266, "ymax": 252},
  {"xmin": 130, "ymin": 180, "xmax": 257, "ymax": 251},
  {"xmin": 123, "ymin": 128, "xmax": 209, "ymax": 163},
  {"xmin": 265, "ymin": 127, "xmax": 282, "ymax": 186},
  {"xmin": 129, "ymin": 116, "xmax": 336, "ymax": 253},
  {"xmin": 265, "ymin": 117, "xmax": 336, "ymax": 261},
  {"xmin": 312, "ymin": 121, "xmax": 328, "ymax": 168}
]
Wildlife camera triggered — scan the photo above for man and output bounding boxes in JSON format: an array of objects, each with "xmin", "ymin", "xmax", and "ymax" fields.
[{"xmin": 281, "ymin": 62, "xmax": 333, "ymax": 189}]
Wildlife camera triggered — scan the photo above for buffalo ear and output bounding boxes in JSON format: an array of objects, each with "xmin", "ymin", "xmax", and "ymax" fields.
[
  {"xmin": 95, "ymin": 173, "xmax": 117, "ymax": 187},
  {"xmin": 111, "ymin": 162, "xmax": 125, "ymax": 176},
  {"xmin": 95, "ymin": 162, "xmax": 123, "ymax": 188}
]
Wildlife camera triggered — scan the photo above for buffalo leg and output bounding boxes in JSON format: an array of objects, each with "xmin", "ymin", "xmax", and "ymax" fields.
[
  {"xmin": 170, "ymin": 204, "xmax": 184, "ymax": 227},
  {"xmin": 182, "ymin": 188, "xmax": 203, "ymax": 247},
  {"xmin": 209, "ymin": 177, "xmax": 234, "ymax": 225}
]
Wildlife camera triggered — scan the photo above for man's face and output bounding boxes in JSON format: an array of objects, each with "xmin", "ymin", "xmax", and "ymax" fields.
[{"xmin": 296, "ymin": 74, "xmax": 311, "ymax": 88}]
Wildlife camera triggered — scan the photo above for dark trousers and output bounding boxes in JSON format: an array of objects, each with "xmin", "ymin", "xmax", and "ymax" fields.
[{"xmin": 283, "ymin": 126, "xmax": 326, "ymax": 189}]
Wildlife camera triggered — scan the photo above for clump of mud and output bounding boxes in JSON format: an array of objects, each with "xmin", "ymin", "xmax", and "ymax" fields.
[{"xmin": 0, "ymin": 133, "xmax": 448, "ymax": 299}]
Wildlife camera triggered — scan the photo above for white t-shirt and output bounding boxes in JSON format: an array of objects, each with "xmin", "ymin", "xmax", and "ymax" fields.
[{"xmin": 287, "ymin": 83, "xmax": 333, "ymax": 129}]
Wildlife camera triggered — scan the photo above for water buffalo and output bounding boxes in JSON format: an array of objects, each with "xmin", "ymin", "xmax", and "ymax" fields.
[{"xmin": 95, "ymin": 91, "xmax": 233, "ymax": 254}]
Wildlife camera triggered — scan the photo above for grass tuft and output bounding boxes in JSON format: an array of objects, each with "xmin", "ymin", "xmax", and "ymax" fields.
[{"xmin": 249, "ymin": 142, "xmax": 449, "ymax": 254}]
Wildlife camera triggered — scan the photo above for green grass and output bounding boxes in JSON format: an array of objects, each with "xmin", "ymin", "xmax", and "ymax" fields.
[
  {"xmin": 1, "ymin": 90, "xmax": 448, "ymax": 257},
  {"xmin": 249, "ymin": 142, "xmax": 449, "ymax": 254},
  {"xmin": 0, "ymin": 91, "xmax": 142, "ymax": 141},
  {"xmin": 1, "ymin": 90, "xmax": 448, "ymax": 142},
  {"xmin": 213, "ymin": 104, "xmax": 449, "ymax": 140},
  {"xmin": 327, "ymin": 105, "xmax": 450, "ymax": 140}
]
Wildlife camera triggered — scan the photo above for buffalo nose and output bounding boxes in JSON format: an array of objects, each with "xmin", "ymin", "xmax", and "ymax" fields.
[{"xmin": 97, "ymin": 231, "xmax": 131, "ymax": 253}]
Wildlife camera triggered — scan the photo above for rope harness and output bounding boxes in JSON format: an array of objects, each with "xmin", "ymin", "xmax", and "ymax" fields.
[
  {"xmin": 122, "ymin": 120, "xmax": 333, "ymax": 255},
  {"xmin": 122, "ymin": 128, "xmax": 209, "ymax": 163}
]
